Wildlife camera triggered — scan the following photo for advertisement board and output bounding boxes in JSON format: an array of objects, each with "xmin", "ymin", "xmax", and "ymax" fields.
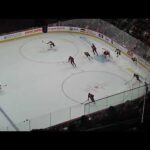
[
  {"xmin": 2, "ymin": 32, "xmax": 24, "ymax": 41},
  {"xmin": 48, "ymin": 26, "xmax": 67, "ymax": 32},
  {"xmin": 0, "ymin": 28, "xmax": 42, "ymax": 42},
  {"xmin": 24, "ymin": 28, "xmax": 42, "ymax": 36}
]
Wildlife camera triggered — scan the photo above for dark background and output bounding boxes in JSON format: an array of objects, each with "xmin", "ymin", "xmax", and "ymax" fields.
[{"xmin": 0, "ymin": 19, "xmax": 67, "ymax": 34}]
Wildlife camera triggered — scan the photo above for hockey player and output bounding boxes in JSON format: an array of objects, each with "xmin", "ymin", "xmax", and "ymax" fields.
[
  {"xmin": 88, "ymin": 93, "xmax": 95, "ymax": 103},
  {"xmin": 91, "ymin": 43, "xmax": 98, "ymax": 56},
  {"xmin": 133, "ymin": 73, "xmax": 142, "ymax": 82},
  {"xmin": 68, "ymin": 56, "xmax": 76, "ymax": 67},
  {"xmin": 131, "ymin": 57, "xmax": 137, "ymax": 64},
  {"xmin": 46, "ymin": 41, "xmax": 55, "ymax": 49},
  {"xmin": 115, "ymin": 48, "xmax": 121, "ymax": 57},
  {"xmin": 103, "ymin": 50, "xmax": 110, "ymax": 58},
  {"xmin": 84, "ymin": 52, "xmax": 92, "ymax": 60}
]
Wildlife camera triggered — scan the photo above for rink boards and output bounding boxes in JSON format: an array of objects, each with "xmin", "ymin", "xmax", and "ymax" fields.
[{"xmin": 0, "ymin": 26, "xmax": 150, "ymax": 131}]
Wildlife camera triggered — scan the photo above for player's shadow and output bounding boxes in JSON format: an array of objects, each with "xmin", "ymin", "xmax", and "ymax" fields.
[
  {"xmin": 48, "ymin": 47, "xmax": 57, "ymax": 51},
  {"xmin": 94, "ymin": 55, "xmax": 109, "ymax": 63}
]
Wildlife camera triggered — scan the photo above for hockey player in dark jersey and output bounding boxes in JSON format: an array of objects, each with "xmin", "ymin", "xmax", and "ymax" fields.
[
  {"xmin": 115, "ymin": 48, "xmax": 121, "ymax": 57},
  {"xmin": 133, "ymin": 73, "xmax": 142, "ymax": 82},
  {"xmin": 68, "ymin": 56, "xmax": 76, "ymax": 67},
  {"xmin": 46, "ymin": 41, "xmax": 55, "ymax": 49},
  {"xmin": 131, "ymin": 57, "xmax": 137, "ymax": 64},
  {"xmin": 88, "ymin": 93, "xmax": 95, "ymax": 103},
  {"xmin": 91, "ymin": 43, "xmax": 98, "ymax": 56},
  {"xmin": 84, "ymin": 52, "xmax": 92, "ymax": 60}
]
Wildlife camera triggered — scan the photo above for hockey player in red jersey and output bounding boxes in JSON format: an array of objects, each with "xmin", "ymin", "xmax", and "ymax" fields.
[
  {"xmin": 88, "ymin": 93, "xmax": 95, "ymax": 103},
  {"xmin": 103, "ymin": 50, "xmax": 110, "ymax": 58},
  {"xmin": 91, "ymin": 43, "xmax": 98, "ymax": 56},
  {"xmin": 68, "ymin": 56, "xmax": 76, "ymax": 67}
]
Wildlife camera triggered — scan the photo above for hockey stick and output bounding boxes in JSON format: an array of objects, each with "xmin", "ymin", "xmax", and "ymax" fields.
[
  {"xmin": 138, "ymin": 74, "xmax": 147, "ymax": 82},
  {"xmin": 80, "ymin": 99, "xmax": 96, "ymax": 104},
  {"xmin": 80, "ymin": 99, "xmax": 89, "ymax": 104},
  {"xmin": 124, "ymin": 77, "xmax": 134, "ymax": 85},
  {"xmin": 132, "ymin": 80, "xmax": 141, "ymax": 86},
  {"xmin": 59, "ymin": 61, "xmax": 68, "ymax": 64},
  {"xmin": 42, "ymin": 40, "xmax": 48, "ymax": 44}
]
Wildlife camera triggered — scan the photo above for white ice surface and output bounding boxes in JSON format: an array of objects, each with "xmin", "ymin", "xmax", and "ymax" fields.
[{"xmin": 0, "ymin": 32, "xmax": 150, "ymax": 130}]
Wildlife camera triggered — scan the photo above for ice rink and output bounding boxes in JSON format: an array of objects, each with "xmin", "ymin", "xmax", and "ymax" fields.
[{"xmin": 0, "ymin": 32, "xmax": 150, "ymax": 130}]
